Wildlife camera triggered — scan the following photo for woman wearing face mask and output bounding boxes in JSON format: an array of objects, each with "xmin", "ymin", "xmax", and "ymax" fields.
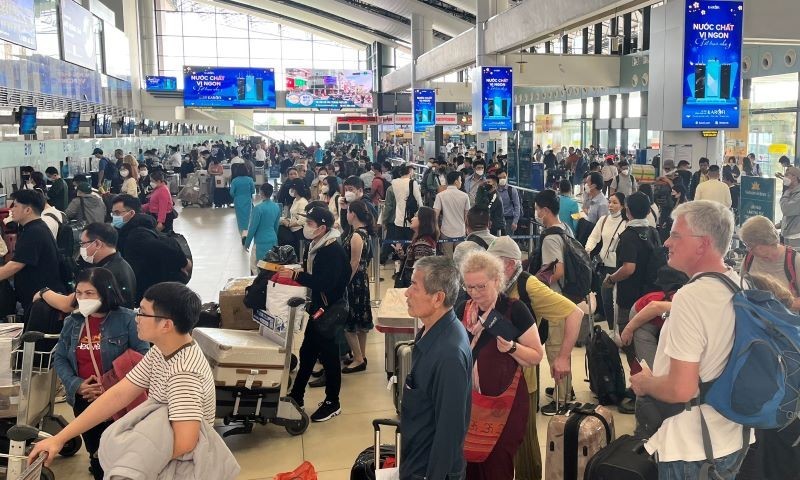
[
  {"xmin": 333, "ymin": 160, "xmax": 347, "ymax": 180},
  {"xmin": 310, "ymin": 167, "xmax": 328, "ymax": 200},
  {"xmin": 585, "ymin": 192, "xmax": 627, "ymax": 329},
  {"xmin": 320, "ymin": 175, "xmax": 342, "ymax": 230},
  {"xmin": 277, "ymin": 179, "xmax": 311, "ymax": 256},
  {"xmin": 395, "ymin": 206, "xmax": 438, "ymax": 288},
  {"xmin": 119, "ymin": 164, "xmax": 138, "ymax": 197},
  {"xmin": 141, "ymin": 170, "xmax": 174, "ymax": 233},
  {"xmin": 52, "ymin": 267, "xmax": 149, "ymax": 480}
]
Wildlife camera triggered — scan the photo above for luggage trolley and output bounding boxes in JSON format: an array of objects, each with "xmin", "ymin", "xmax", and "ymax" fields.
[
  {"xmin": 198, "ymin": 297, "xmax": 309, "ymax": 437},
  {"xmin": 0, "ymin": 331, "xmax": 83, "ymax": 480},
  {"xmin": 374, "ymin": 289, "xmax": 416, "ymax": 381}
]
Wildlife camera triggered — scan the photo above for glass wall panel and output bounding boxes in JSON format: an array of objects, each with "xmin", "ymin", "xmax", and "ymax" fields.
[
  {"xmin": 217, "ymin": 38, "xmax": 249, "ymax": 58},
  {"xmin": 182, "ymin": 12, "xmax": 216, "ymax": 35}
]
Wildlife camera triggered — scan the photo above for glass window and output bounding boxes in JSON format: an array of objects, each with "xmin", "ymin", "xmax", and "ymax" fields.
[
  {"xmin": 248, "ymin": 18, "xmax": 280, "ymax": 39},
  {"xmin": 628, "ymin": 92, "xmax": 642, "ymax": 117},
  {"xmin": 183, "ymin": 36, "xmax": 217, "ymax": 57},
  {"xmin": 183, "ymin": 56, "xmax": 217, "ymax": 67},
  {"xmin": 585, "ymin": 99, "xmax": 594, "ymax": 117},
  {"xmin": 155, "ymin": 0, "xmax": 180, "ymax": 12},
  {"xmin": 314, "ymin": 59, "xmax": 344, "ymax": 70},
  {"xmin": 157, "ymin": 36, "xmax": 184, "ymax": 57},
  {"xmin": 313, "ymin": 42, "xmax": 343, "ymax": 63},
  {"xmin": 158, "ymin": 55, "xmax": 184, "ymax": 71},
  {"xmin": 566, "ymin": 99, "xmax": 582, "ymax": 119},
  {"xmin": 281, "ymin": 25, "xmax": 312, "ymax": 41},
  {"xmin": 217, "ymin": 38, "xmax": 249, "ymax": 58},
  {"xmin": 182, "ymin": 12, "xmax": 216, "ymax": 36},
  {"xmin": 751, "ymin": 74, "xmax": 799, "ymax": 109},
  {"xmin": 216, "ymin": 12, "xmax": 248, "ymax": 38},
  {"xmin": 600, "ymin": 96, "xmax": 610, "ymax": 118},
  {"xmin": 216, "ymin": 57, "xmax": 250, "ymax": 67},
  {"xmin": 156, "ymin": 11, "xmax": 183, "ymax": 36},
  {"xmin": 249, "ymin": 39, "xmax": 281, "ymax": 59},
  {"xmin": 282, "ymin": 39, "xmax": 312, "ymax": 60}
]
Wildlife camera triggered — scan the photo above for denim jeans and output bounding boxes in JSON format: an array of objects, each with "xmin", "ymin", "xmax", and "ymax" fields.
[{"xmin": 658, "ymin": 448, "xmax": 748, "ymax": 480}]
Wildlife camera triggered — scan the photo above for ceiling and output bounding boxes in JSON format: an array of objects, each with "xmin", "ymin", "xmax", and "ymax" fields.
[{"xmin": 208, "ymin": 0, "xmax": 477, "ymax": 52}]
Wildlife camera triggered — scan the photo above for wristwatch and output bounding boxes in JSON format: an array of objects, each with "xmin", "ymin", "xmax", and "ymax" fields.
[
  {"xmin": 37, "ymin": 287, "xmax": 50, "ymax": 299},
  {"xmin": 507, "ymin": 341, "xmax": 517, "ymax": 355}
]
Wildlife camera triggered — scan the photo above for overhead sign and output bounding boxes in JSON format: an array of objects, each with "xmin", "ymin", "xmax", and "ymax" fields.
[
  {"xmin": 146, "ymin": 76, "xmax": 177, "ymax": 92},
  {"xmin": 336, "ymin": 116, "xmax": 377, "ymax": 125},
  {"xmin": 60, "ymin": 0, "xmax": 96, "ymax": 70},
  {"xmin": 739, "ymin": 176, "xmax": 775, "ymax": 225},
  {"xmin": 481, "ymin": 67, "xmax": 513, "ymax": 131},
  {"xmin": 681, "ymin": 0, "xmax": 744, "ymax": 128},
  {"xmin": 183, "ymin": 66, "xmax": 276, "ymax": 109},
  {"xmin": 413, "ymin": 89, "xmax": 436, "ymax": 133},
  {"xmin": 0, "ymin": 0, "xmax": 36, "ymax": 49},
  {"xmin": 285, "ymin": 69, "xmax": 373, "ymax": 109}
]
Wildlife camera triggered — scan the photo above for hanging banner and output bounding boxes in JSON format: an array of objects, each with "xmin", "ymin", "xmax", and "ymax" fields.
[
  {"xmin": 413, "ymin": 89, "xmax": 436, "ymax": 133},
  {"xmin": 481, "ymin": 67, "xmax": 513, "ymax": 131},
  {"xmin": 681, "ymin": 0, "xmax": 744, "ymax": 129}
]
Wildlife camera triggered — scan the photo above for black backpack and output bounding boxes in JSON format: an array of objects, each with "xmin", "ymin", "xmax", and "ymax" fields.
[
  {"xmin": 531, "ymin": 227, "xmax": 593, "ymax": 302},
  {"xmin": 586, "ymin": 326, "xmax": 627, "ymax": 405},
  {"xmin": 630, "ymin": 226, "xmax": 666, "ymax": 293},
  {"xmin": 516, "ymin": 271, "xmax": 549, "ymax": 343},
  {"xmin": 44, "ymin": 212, "xmax": 79, "ymax": 288},
  {"xmin": 404, "ymin": 179, "xmax": 419, "ymax": 225}
]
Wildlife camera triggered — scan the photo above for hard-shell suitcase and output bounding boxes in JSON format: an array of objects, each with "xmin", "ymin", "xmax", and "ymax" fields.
[
  {"xmin": 351, "ymin": 419, "xmax": 400, "ymax": 480},
  {"xmin": 545, "ymin": 394, "xmax": 615, "ymax": 480},
  {"xmin": 584, "ymin": 434, "xmax": 657, "ymax": 480},
  {"xmin": 392, "ymin": 341, "xmax": 413, "ymax": 414},
  {"xmin": 194, "ymin": 328, "xmax": 284, "ymax": 389}
]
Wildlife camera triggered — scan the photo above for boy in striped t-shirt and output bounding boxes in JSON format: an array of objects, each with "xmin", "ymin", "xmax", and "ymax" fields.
[{"xmin": 29, "ymin": 282, "xmax": 216, "ymax": 467}]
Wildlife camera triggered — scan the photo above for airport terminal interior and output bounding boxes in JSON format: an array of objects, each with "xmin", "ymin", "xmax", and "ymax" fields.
[{"xmin": 0, "ymin": 0, "xmax": 799, "ymax": 479}]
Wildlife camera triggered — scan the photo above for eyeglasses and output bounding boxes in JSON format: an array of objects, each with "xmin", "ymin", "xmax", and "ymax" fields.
[
  {"xmin": 668, "ymin": 232, "xmax": 706, "ymax": 241},
  {"xmin": 78, "ymin": 239, "xmax": 95, "ymax": 247},
  {"xmin": 463, "ymin": 283, "xmax": 489, "ymax": 293},
  {"xmin": 133, "ymin": 308, "xmax": 171, "ymax": 321},
  {"xmin": 111, "ymin": 210, "xmax": 129, "ymax": 216}
]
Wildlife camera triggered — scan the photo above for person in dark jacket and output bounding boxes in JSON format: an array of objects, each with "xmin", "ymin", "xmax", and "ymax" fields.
[
  {"xmin": 476, "ymin": 176, "xmax": 506, "ymax": 236},
  {"xmin": 277, "ymin": 207, "xmax": 351, "ymax": 423},
  {"xmin": 688, "ymin": 157, "xmax": 710, "ymax": 200},
  {"xmin": 45, "ymin": 167, "xmax": 69, "ymax": 211}
]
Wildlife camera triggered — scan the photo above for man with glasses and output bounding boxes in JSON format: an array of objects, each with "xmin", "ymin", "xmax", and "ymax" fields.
[
  {"xmin": 0, "ymin": 190, "xmax": 64, "ymax": 311},
  {"xmin": 29, "ymin": 282, "xmax": 217, "ymax": 469}
]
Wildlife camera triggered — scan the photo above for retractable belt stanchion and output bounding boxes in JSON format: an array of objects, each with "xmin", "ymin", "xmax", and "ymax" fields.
[{"xmin": 371, "ymin": 234, "xmax": 382, "ymax": 307}]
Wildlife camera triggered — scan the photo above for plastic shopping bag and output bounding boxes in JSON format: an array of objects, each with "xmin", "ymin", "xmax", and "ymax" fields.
[
  {"xmin": 265, "ymin": 277, "xmax": 307, "ymax": 333},
  {"xmin": 274, "ymin": 461, "xmax": 317, "ymax": 480}
]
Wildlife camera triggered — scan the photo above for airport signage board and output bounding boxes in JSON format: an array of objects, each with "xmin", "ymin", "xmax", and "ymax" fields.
[
  {"xmin": 60, "ymin": 0, "xmax": 96, "ymax": 70},
  {"xmin": 183, "ymin": 66, "xmax": 276, "ymax": 109},
  {"xmin": 681, "ymin": 0, "xmax": 744, "ymax": 128},
  {"xmin": 285, "ymin": 69, "xmax": 373, "ymax": 109},
  {"xmin": 481, "ymin": 67, "xmax": 513, "ymax": 131},
  {"xmin": 0, "ymin": 0, "xmax": 36, "ymax": 49},
  {"xmin": 739, "ymin": 176, "xmax": 775, "ymax": 225},
  {"xmin": 413, "ymin": 89, "xmax": 436, "ymax": 133},
  {"xmin": 146, "ymin": 76, "xmax": 178, "ymax": 92}
]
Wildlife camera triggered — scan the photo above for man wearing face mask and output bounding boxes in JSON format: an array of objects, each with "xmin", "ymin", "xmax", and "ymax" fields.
[
  {"xmin": 276, "ymin": 207, "xmax": 350, "ymax": 423},
  {"xmin": 136, "ymin": 165, "xmax": 150, "ymax": 203},
  {"xmin": 610, "ymin": 160, "xmax": 638, "ymax": 197},
  {"xmin": 780, "ymin": 167, "xmax": 800, "ymax": 249},
  {"xmin": 464, "ymin": 160, "xmax": 486, "ymax": 204},
  {"xmin": 65, "ymin": 183, "xmax": 107, "ymax": 225},
  {"xmin": 476, "ymin": 175, "xmax": 506, "ymax": 236},
  {"xmin": 339, "ymin": 176, "xmax": 378, "ymax": 235},
  {"xmin": 496, "ymin": 170, "xmax": 521, "ymax": 234},
  {"xmin": 582, "ymin": 172, "xmax": 610, "ymax": 224}
]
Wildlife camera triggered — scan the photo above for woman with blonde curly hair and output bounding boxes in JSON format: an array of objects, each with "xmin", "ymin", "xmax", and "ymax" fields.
[
  {"xmin": 456, "ymin": 251, "xmax": 544, "ymax": 480},
  {"xmin": 739, "ymin": 215, "xmax": 800, "ymax": 311}
]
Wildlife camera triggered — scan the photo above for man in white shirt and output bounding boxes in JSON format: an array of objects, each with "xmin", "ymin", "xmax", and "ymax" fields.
[
  {"xmin": 391, "ymin": 164, "xmax": 423, "ymax": 241},
  {"xmin": 254, "ymin": 145, "xmax": 267, "ymax": 164},
  {"xmin": 631, "ymin": 200, "xmax": 753, "ymax": 479},
  {"xmin": 694, "ymin": 165, "xmax": 732, "ymax": 208},
  {"xmin": 168, "ymin": 147, "xmax": 183, "ymax": 171},
  {"xmin": 40, "ymin": 201, "xmax": 65, "ymax": 240},
  {"xmin": 433, "ymin": 171, "xmax": 470, "ymax": 259}
]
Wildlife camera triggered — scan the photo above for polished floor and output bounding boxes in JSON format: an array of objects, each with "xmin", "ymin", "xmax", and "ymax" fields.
[{"xmin": 47, "ymin": 205, "xmax": 635, "ymax": 479}]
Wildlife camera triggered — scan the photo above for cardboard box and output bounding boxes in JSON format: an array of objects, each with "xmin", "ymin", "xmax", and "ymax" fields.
[{"xmin": 218, "ymin": 276, "xmax": 258, "ymax": 330}]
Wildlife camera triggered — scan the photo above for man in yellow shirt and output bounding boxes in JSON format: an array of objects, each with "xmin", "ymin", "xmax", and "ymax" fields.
[{"xmin": 487, "ymin": 236, "xmax": 583, "ymax": 480}]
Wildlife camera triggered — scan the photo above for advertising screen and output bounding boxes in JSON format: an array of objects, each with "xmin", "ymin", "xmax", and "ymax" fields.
[
  {"xmin": 681, "ymin": 1, "xmax": 744, "ymax": 129},
  {"xmin": 481, "ymin": 67, "xmax": 513, "ymax": 131},
  {"xmin": 103, "ymin": 23, "xmax": 131, "ymax": 80},
  {"xmin": 146, "ymin": 76, "xmax": 178, "ymax": 92},
  {"xmin": 184, "ymin": 66, "xmax": 276, "ymax": 108},
  {"xmin": 65, "ymin": 111, "xmax": 81, "ymax": 134},
  {"xmin": 285, "ymin": 69, "xmax": 373, "ymax": 109},
  {"xmin": 0, "ymin": 0, "xmax": 36, "ymax": 49},
  {"xmin": 413, "ymin": 89, "xmax": 436, "ymax": 133},
  {"xmin": 60, "ymin": 0, "xmax": 96, "ymax": 70},
  {"xmin": 18, "ymin": 106, "xmax": 37, "ymax": 135}
]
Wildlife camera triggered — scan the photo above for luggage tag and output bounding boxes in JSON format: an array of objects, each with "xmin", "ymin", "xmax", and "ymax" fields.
[
  {"xmin": 245, "ymin": 369, "xmax": 258, "ymax": 389},
  {"xmin": 387, "ymin": 375, "xmax": 396, "ymax": 390}
]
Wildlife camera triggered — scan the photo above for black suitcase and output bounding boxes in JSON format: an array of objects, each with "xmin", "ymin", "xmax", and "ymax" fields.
[
  {"xmin": 584, "ymin": 434, "xmax": 658, "ymax": 480},
  {"xmin": 197, "ymin": 302, "xmax": 221, "ymax": 328},
  {"xmin": 351, "ymin": 419, "xmax": 400, "ymax": 480}
]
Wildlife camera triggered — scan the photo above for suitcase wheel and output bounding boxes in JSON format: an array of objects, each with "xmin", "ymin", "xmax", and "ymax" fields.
[{"xmin": 285, "ymin": 411, "xmax": 310, "ymax": 436}]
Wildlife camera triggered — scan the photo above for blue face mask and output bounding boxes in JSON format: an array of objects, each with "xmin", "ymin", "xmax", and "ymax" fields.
[{"xmin": 111, "ymin": 215, "xmax": 125, "ymax": 229}]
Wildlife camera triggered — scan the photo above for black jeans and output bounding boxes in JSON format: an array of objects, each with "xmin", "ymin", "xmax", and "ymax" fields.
[
  {"xmin": 74, "ymin": 395, "xmax": 112, "ymax": 480},
  {"xmin": 291, "ymin": 323, "xmax": 342, "ymax": 405}
]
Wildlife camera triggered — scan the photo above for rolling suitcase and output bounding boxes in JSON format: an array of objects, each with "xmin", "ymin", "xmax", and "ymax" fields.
[
  {"xmin": 392, "ymin": 341, "xmax": 413, "ymax": 414},
  {"xmin": 351, "ymin": 419, "xmax": 400, "ymax": 480},
  {"xmin": 584, "ymin": 434, "xmax": 657, "ymax": 480},
  {"xmin": 545, "ymin": 389, "xmax": 615, "ymax": 480},
  {"xmin": 194, "ymin": 328, "xmax": 284, "ymax": 389}
]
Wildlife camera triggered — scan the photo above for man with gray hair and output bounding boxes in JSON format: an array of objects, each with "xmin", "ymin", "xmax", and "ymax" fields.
[
  {"xmin": 631, "ymin": 200, "xmax": 753, "ymax": 479},
  {"xmin": 402, "ymin": 256, "xmax": 472, "ymax": 480}
]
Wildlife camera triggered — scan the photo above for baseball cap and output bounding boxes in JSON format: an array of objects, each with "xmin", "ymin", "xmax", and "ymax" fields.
[
  {"xmin": 76, "ymin": 182, "xmax": 92, "ymax": 194},
  {"xmin": 486, "ymin": 236, "xmax": 522, "ymax": 261},
  {"xmin": 299, "ymin": 206, "xmax": 334, "ymax": 229},
  {"xmin": 92, "ymin": 148, "xmax": 103, "ymax": 155}
]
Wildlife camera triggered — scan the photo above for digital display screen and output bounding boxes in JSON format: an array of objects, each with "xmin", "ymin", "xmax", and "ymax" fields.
[
  {"xmin": 103, "ymin": 23, "xmax": 131, "ymax": 80},
  {"xmin": 146, "ymin": 76, "xmax": 178, "ymax": 92},
  {"xmin": 481, "ymin": 66, "xmax": 513, "ymax": 131},
  {"xmin": 0, "ymin": 0, "xmax": 36, "ymax": 49},
  {"xmin": 94, "ymin": 114, "xmax": 112, "ymax": 135},
  {"xmin": 681, "ymin": 1, "xmax": 744, "ymax": 129},
  {"xmin": 120, "ymin": 116, "xmax": 136, "ymax": 135},
  {"xmin": 18, "ymin": 106, "xmax": 37, "ymax": 135},
  {"xmin": 183, "ymin": 66, "xmax": 276, "ymax": 108},
  {"xmin": 66, "ymin": 111, "xmax": 81, "ymax": 134},
  {"xmin": 413, "ymin": 89, "xmax": 436, "ymax": 133},
  {"xmin": 285, "ymin": 69, "xmax": 373, "ymax": 109},
  {"xmin": 60, "ymin": 0, "xmax": 96, "ymax": 70}
]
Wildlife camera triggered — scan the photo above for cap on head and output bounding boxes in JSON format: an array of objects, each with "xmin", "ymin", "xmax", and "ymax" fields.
[
  {"xmin": 486, "ymin": 236, "xmax": 521, "ymax": 261},
  {"xmin": 92, "ymin": 148, "xmax": 103, "ymax": 155},
  {"xmin": 77, "ymin": 182, "xmax": 92, "ymax": 194},
  {"xmin": 300, "ymin": 206, "xmax": 334, "ymax": 229}
]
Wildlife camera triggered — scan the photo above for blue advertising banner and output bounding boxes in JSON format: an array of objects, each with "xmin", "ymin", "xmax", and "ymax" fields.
[
  {"xmin": 60, "ymin": 0, "xmax": 96, "ymax": 70},
  {"xmin": 0, "ymin": 0, "xmax": 36, "ymax": 49},
  {"xmin": 681, "ymin": 1, "xmax": 744, "ymax": 129},
  {"xmin": 413, "ymin": 89, "xmax": 436, "ymax": 133},
  {"xmin": 481, "ymin": 67, "xmax": 513, "ymax": 131},
  {"xmin": 146, "ymin": 76, "xmax": 178, "ymax": 92},
  {"xmin": 739, "ymin": 176, "xmax": 775, "ymax": 225},
  {"xmin": 183, "ymin": 66, "xmax": 276, "ymax": 109}
]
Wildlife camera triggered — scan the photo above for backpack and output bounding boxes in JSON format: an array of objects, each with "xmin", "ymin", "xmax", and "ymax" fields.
[
  {"xmin": 373, "ymin": 176, "xmax": 390, "ymax": 201},
  {"xmin": 586, "ymin": 326, "xmax": 627, "ymax": 405},
  {"xmin": 420, "ymin": 168, "xmax": 433, "ymax": 196},
  {"xmin": 629, "ymin": 226, "xmax": 667, "ymax": 293},
  {"xmin": 404, "ymin": 179, "xmax": 419, "ymax": 225},
  {"xmin": 742, "ymin": 247, "xmax": 798, "ymax": 297},
  {"xmin": 516, "ymin": 271, "xmax": 549, "ymax": 343},
  {"xmin": 532, "ymin": 227, "xmax": 593, "ymax": 301},
  {"xmin": 44, "ymin": 212, "xmax": 80, "ymax": 288}
]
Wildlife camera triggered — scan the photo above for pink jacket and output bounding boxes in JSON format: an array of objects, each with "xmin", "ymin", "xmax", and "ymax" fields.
[{"xmin": 143, "ymin": 185, "xmax": 173, "ymax": 224}]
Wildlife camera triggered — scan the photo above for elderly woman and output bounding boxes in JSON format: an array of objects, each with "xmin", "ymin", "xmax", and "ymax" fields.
[
  {"xmin": 456, "ymin": 251, "xmax": 544, "ymax": 480},
  {"xmin": 740, "ymin": 215, "xmax": 800, "ymax": 311}
]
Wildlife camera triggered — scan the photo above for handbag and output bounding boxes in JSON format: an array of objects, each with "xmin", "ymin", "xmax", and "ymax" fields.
[
  {"xmin": 84, "ymin": 319, "xmax": 147, "ymax": 420},
  {"xmin": 265, "ymin": 277, "xmax": 308, "ymax": 331},
  {"xmin": 313, "ymin": 292, "xmax": 349, "ymax": 339}
]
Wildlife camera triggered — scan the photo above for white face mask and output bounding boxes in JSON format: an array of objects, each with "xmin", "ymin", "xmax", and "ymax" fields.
[
  {"xmin": 120, "ymin": 170, "xmax": 129, "ymax": 178},
  {"xmin": 620, "ymin": 169, "xmax": 629, "ymax": 175},
  {"xmin": 320, "ymin": 185, "xmax": 329, "ymax": 195},
  {"xmin": 140, "ymin": 170, "xmax": 148, "ymax": 177},
  {"xmin": 498, "ymin": 178, "xmax": 507, "ymax": 186},
  {"xmin": 319, "ymin": 174, "xmax": 327, "ymax": 181},
  {"xmin": 302, "ymin": 225, "xmax": 319, "ymax": 240},
  {"xmin": 79, "ymin": 246, "xmax": 94, "ymax": 264},
  {"xmin": 77, "ymin": 298, "xmax": 102, "ymax": 318},
  {"xmin": 289, "ymin": 189, "xmax": 296, "ymax": 198},
  {"xmin": 344, "ymin": 191, "xmax": 357, "ymax": 203},
  {"xmin": 475, "ymin": 169, "xmax": 485, "ymax": 176}
]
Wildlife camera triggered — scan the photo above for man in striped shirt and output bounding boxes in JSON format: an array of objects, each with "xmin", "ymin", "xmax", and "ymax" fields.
[{"xmin": 29, "ymin": 282, "xmax": 215, "ymax": 467}]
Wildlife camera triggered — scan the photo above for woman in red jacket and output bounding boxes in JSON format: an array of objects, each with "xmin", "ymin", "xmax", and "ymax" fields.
[{"xmin": 142, "ymin": 170, "xmax": 174, "ymax": 232}]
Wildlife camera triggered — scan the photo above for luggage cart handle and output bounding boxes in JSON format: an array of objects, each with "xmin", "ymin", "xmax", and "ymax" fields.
[
  {"xmin": 287, "ymin": 297, "xmax": 305, "ymax": 308},
  {"xmin": 19, "ymin": 332, "xmax": 59, "ymax": 344}
]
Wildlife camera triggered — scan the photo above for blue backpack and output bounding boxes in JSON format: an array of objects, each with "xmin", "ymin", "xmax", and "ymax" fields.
[{"xmin": 694, "ymin": 272, "xmax": 800, "ymax": 432}]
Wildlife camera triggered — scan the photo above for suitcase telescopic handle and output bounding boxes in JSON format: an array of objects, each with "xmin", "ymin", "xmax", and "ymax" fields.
[{"xmin": 373, "ymin": 419, "xmax": 401, "ymax": 471}]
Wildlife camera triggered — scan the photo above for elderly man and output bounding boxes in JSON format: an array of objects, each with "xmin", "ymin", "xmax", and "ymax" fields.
[
  {"xmin": 402, "ymin": 256, "xmax": 471, "ymax": 480},
  {"xmin": 486, "ymin": 236, "xmax": 583, "ymax": 480},
  {"xmin": 631, "ymin": 200, "xmax": 754, "ymax": 479}
]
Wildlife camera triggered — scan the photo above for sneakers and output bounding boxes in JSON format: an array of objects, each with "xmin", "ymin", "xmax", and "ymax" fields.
[
  {"xmin": 545, "ymin": 387, "xmax": 576, "ymax": 401},
  {"xmin": 540, "ymin": 401, "xmax": 562, "ymax": 416},
  {"xmin": 618, "ymin": 397, "xmax": 636, "ymax": 414},
  {"xmin": 310, "ymin": 400, "xmax": 341, "ymax": 422}
]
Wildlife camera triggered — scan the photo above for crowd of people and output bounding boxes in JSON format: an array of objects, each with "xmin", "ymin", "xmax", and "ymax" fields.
[{"xmin": 1, "ymin": 136, "xmax": 798, "ymax": 480}]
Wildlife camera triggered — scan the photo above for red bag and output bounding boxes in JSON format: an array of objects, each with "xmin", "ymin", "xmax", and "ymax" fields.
[
  {"xmin": 101, "ymin": 349, "xmax": 148, "ymax": 420},
  {"xmin": 274, "ymin": 461, "xmax": 318, "ymax": 480}
]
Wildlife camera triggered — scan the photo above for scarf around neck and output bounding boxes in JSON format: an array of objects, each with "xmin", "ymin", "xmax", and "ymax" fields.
[{"xmin": 306, "ymin": 229, "xmax": 341, "ymax": 275}]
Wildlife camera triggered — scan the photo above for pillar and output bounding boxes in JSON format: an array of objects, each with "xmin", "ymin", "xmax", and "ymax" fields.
[
  {"xmin": 592, "ymin": 97, "xmax": 600, "ymax": 147},
  {"xmin": 594, "ymin": 24, "xmax": 603, "ymax": 54},
  {"xmin": 123, "ymin": 0, "xmax": 143, "ymax": 111},
  {"xmin": 620, "ymin": 93, "xmax": 630, "ymax": 154},
  {"xmin": 642, "ymin": 6, "xmax": 651, "ymax": 51},
  {"xmin": 639, "ymin": 91, "xmax": 649, "ymax": 152},
  {"xmin": 623, "ymin": 12, "xmax": 633, "ymax": 55},
  {"xmin": 608, "ymin": 94, "xmax": 618, "ymax": 152},
  {"xmin": 411, "ymin": 13, "xmax": 434, "ymax": 149},
  {"xmin": 137, "ymin": 0, "xmax": 157, "ymax": 78},
  {"xmin": 582, "ymin": 28, "xmax": 590, "ymax": 55}
]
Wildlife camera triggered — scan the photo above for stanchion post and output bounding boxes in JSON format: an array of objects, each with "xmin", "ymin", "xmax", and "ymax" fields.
[
  {"xmin": 528, "ymin": 221, "xmax": 536, "ymax": 259},
  {"xmin": 372, "ymin": 235, "xmax": 381, "ymax": 306}
]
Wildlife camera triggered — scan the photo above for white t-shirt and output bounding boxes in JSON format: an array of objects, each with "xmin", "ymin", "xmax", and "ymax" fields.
[
  {"xmin": 255, "ymin": 148, "xmax": 266, "ymax": 162},
  {"xmin": 169, "ymin": 152, "xmax": 183, "ymax": 168},
  {"xmin": 644, "ymin": 269, "xmax": 754, "ymax": 461},
  {"xmin": 391, "ymin": 176, "xmax": 422, "ymax": 227}
]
